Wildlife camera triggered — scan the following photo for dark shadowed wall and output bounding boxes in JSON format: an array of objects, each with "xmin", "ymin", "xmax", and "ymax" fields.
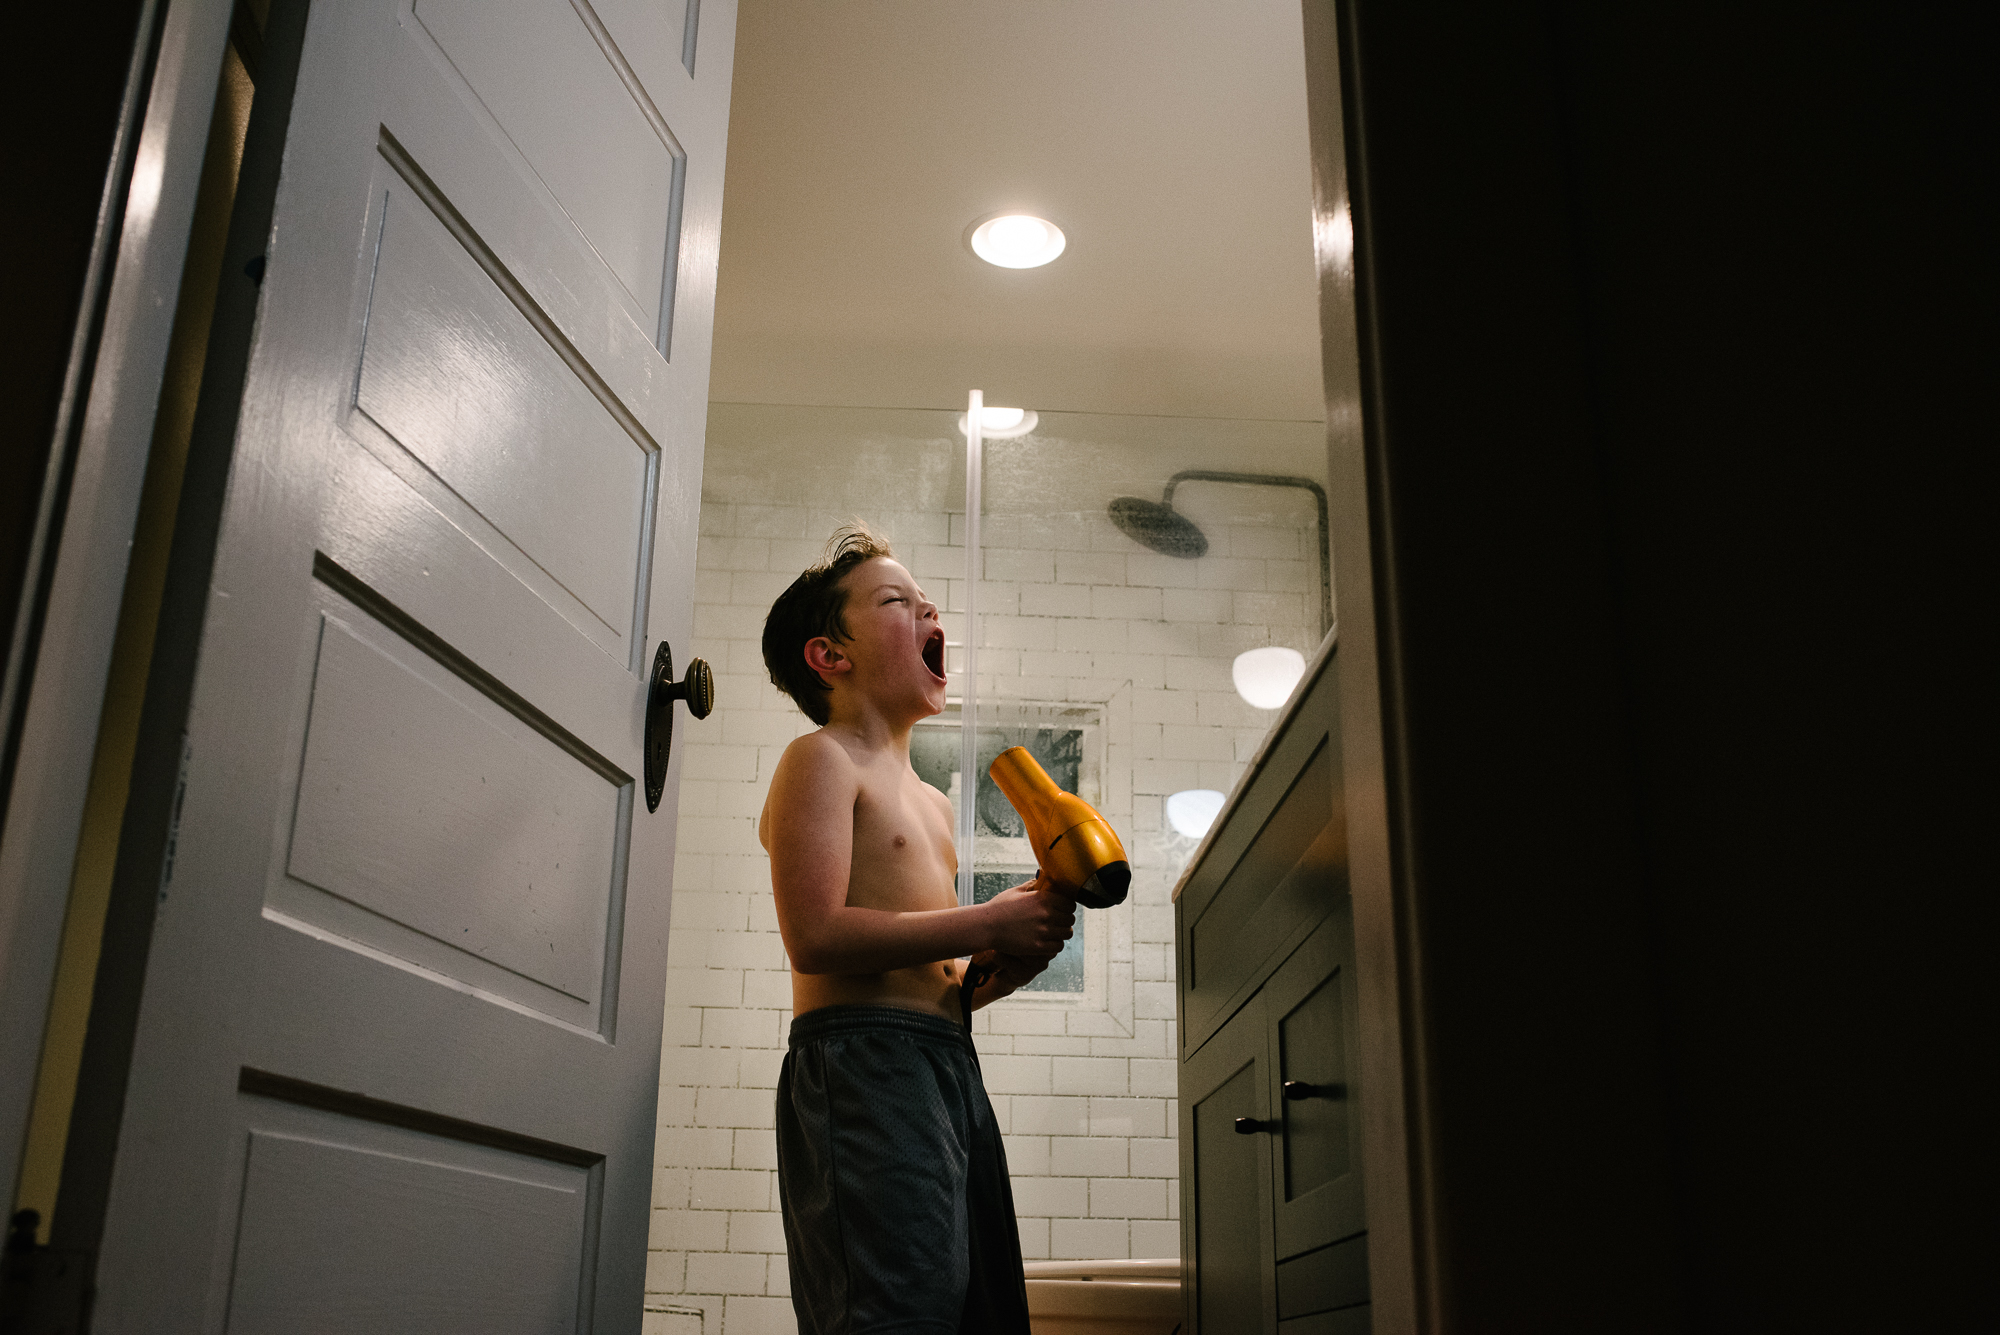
[{"xmin": 1322, "ymin": 1, "xmax": 1985, "ymax": 1329}]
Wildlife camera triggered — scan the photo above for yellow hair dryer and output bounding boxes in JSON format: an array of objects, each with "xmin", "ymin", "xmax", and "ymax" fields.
[{"xmin": 987, "ymin": 747, "xmax": 1131, "ymax": 908}]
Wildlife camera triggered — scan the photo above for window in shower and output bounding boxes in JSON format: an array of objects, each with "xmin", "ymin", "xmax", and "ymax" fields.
[{"xmin": 910, "ymin": 702, "xmax": 1107, "ymax": 999}]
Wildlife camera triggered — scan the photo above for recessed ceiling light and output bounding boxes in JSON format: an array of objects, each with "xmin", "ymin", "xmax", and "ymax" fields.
[
  {"xmin": 956, "ymin": 406, "xmax": 1039, "ymax": 438},
  {"xmin": 967, "ymin": 214, "xmax": 1067, "ymax": 269}
]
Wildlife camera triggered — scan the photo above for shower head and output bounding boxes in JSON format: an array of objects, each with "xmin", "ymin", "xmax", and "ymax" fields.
[
  {"xmin": 1107, "ymin": 470, "xmax": 1334, "ymax": 635},
  {"xmin": 1107, "ymin": 496, "xmax": 1209, "ymax": 558}
]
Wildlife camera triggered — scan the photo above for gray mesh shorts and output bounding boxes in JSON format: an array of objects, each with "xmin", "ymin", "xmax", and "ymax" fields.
[{"xmin": 776, "ymin": 1004, "xmax": 1031, "ymax": 1335}]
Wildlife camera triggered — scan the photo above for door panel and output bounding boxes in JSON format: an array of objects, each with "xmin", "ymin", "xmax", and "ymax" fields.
[
  {"xmin": 281, "ymin": 605, "xmax": 626, "ymax": 1019},
  {"xmin": 1278, "ymin": 977, "xmax": 1349, "ymax": 1201},
  {"xmin": 356, "ymin": 184, "xmax": 652, "ymax": 645},
  {"xmin": 1182, "ymin": 996, "xmax": 1277, "ymax": 1335},
  {"xmin": 381, "ymin": 5, "xmax": 678, "ymax": 448},
  {"xmin": 227, "ymin": 1121, "xmax": 589, "ymax": 1334},
  {"xmin": 1265, "ymin": 910, "xmax": 1365, "ymax": 1263},
  {"xmin": 83, "ymin": 0, "xmax": 735, "ymax": 1328},
  {"xmin": 1196, "ymin": 1067, "xmax": 1261, "ymax": 1332},
  {"xmin": 412, "ymin": 0, "xmax": 685, "ymax": 339}
]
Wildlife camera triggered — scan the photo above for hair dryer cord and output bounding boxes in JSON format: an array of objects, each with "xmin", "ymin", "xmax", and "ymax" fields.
[{"xmin": 960, "ymin": 957, "xmax": 994, "ymax": 1031}]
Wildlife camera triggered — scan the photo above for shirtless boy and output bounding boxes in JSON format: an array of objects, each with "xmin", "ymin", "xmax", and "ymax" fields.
[{"xmin": 759, "ymin": 526, "xmax": 1072, "ymax": 1335}]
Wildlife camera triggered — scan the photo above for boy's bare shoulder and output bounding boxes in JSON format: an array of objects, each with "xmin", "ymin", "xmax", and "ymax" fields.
[
  {"xmin": 761, "ymin": 731, "xmax": 856, "ymax": 850},
  {"xmin": 776, "ymin": 728, "xmax": 854, "ymax": 772}
]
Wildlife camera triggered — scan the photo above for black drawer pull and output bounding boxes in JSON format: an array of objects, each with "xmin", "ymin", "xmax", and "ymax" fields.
[
  {"xmin": 1234, "ymin": 1117, "xmax": 1274, "ymax": 1135},
  {"xmin": 1283, "ymin": 1080, "xmax": 1347, "ymax": 1101}
]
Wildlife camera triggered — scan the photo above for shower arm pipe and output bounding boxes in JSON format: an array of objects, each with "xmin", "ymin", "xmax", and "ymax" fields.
[
  {"xmin": 957, "ymin": 391, "xmax": 983, "ymax": 905},
  {"xmin": 1162, "ymin": 470, "xmax": 1332, "ymax": 637}
]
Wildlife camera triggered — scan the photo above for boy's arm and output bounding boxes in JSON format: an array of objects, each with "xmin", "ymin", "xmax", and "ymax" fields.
[{"xmin": 764, "ymin": 735, "xmax": 1071, "ymax": 974}]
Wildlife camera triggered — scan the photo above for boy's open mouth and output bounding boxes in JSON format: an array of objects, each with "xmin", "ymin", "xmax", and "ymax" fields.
[{"xmin": 922, "ymin": 628, "xmax": 946, "ymax": 682}]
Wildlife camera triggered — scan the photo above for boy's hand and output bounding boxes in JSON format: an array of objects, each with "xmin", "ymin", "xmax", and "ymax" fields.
[
  {"xmin": 984, "ymin": 874, "xmax": 1074, "ymax": 959},
  {"xmin": 965, "ymin": 949, "xmax": 1053, "ymax": 998},
  {"xmin": 989, "ymin": 951, "xmax": 1051, "ymax": 988}
]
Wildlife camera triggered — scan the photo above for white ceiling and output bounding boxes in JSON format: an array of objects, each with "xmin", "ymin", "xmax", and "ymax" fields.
[{"xmin": 706, "ymin": 0, "xmax": 1327, "ymax": 423}]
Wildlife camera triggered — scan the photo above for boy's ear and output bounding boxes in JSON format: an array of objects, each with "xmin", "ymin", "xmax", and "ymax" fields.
[{"xmin": 802, "ymin": 636, "xmax": 849, "ymax": 681}]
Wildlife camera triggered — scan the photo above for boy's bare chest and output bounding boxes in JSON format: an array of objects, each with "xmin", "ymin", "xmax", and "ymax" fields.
[{"xmin": 846, "ymin": 773, "xmax": 956, "ymax": 909}]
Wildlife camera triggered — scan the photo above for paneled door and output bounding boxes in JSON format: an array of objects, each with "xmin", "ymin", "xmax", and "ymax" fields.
[
  {"xmin": 1265, "ymin": 911, "xmax": 1368, "ymax": 1332},
  {"xmin": 1182, "ymin": 997, "xmax": 1279, "ymax": 1335},
  {"xmin": 1179, "ymin": 911, "xmax": 1368, "ymax": 1335},
  {"xmin": 82, "ymin": 0, "xmax": 735, "ymax": 1329}
]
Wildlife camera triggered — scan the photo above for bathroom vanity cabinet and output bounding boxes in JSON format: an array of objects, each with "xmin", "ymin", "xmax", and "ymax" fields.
[{"xmin": 1176, "ymin": 642, "xmax": 1367, "ymax": 1334}]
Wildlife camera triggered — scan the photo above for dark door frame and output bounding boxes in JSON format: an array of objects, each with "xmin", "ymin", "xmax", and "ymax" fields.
[
  {"xmin": 0, "ymin": 0, "xmax": 240, "ymax": 1224},
  {"xmin": 1303, "ymin": 1, "xmax": 1982, "ymax": 1329}
]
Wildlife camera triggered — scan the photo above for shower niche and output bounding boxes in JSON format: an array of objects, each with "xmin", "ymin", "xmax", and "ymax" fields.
[{"xmin": 910, "ymin": 702, "xmax": 1108, "ymax": 999}]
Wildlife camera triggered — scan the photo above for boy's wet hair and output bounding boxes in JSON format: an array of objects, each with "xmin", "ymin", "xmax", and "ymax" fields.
[{"xmin": 763, "ymin": 523, "xmax": 898, "ymax": 725}]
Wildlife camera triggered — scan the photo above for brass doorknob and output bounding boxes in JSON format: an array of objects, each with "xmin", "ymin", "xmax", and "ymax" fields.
[{"xmin": 662, "ymin": 656, "xmax": 714, "ymax": 719}]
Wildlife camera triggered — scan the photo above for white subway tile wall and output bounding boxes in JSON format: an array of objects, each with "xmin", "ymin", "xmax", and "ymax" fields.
[{"xmin": 648, "ymin": 406, "xmax": 1326, "ymax": 1335}]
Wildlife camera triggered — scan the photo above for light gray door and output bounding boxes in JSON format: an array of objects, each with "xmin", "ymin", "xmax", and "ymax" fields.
[{"xmin": 86, "ymin": 0, "xmax": 734, "ymax": 1329}]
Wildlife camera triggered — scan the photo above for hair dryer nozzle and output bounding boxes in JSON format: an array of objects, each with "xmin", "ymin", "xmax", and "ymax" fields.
[
  {"xmin": 1077, "ymin": 860, "xmax": 1131, "ymax": 910},
  {"xmin": 987, "ymin": 746, "xmax": 1131, "ymax": 908}
]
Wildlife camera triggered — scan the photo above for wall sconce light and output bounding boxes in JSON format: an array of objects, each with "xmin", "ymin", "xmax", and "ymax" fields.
[
  {"xmin": 1166, "ymin": 789, "xmax": 1226, "ymax": 839},
  {"xmin": 1232, "ymin": 646, "xmax": 1306, "ymax": 710}
]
